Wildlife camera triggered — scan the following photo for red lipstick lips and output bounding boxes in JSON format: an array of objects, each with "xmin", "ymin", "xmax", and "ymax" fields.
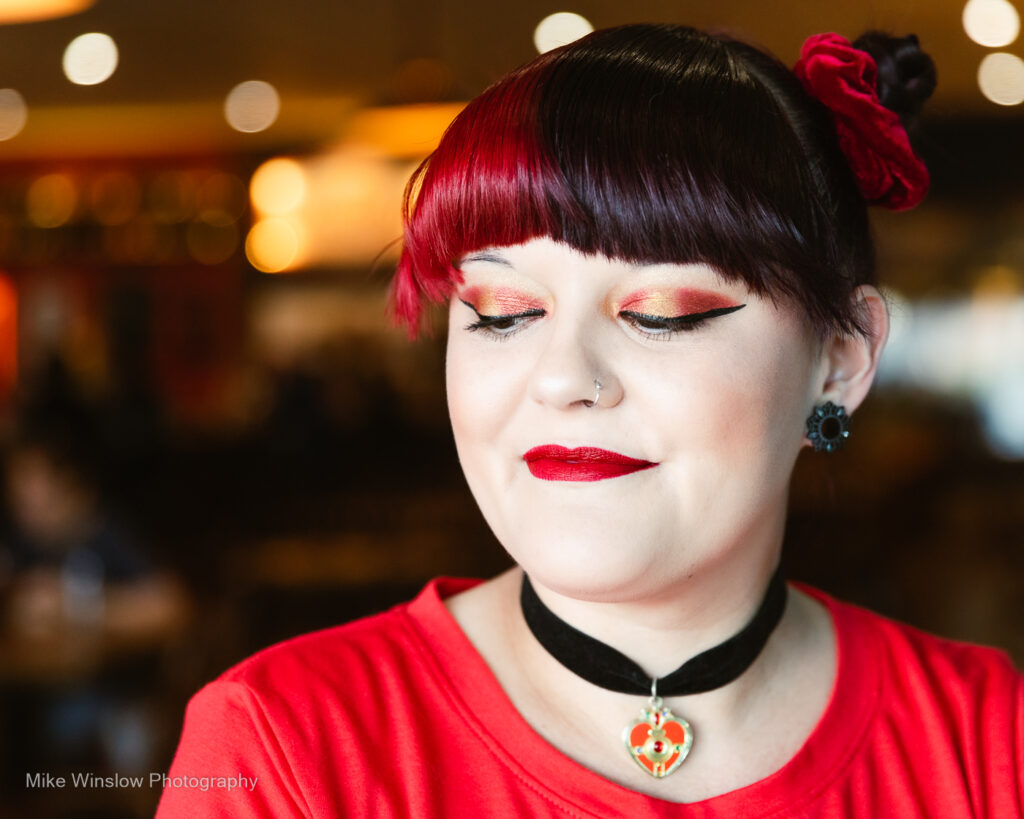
[{"xmin": 523, "ymin": 445, "xmax": 656, "ymax": 482}]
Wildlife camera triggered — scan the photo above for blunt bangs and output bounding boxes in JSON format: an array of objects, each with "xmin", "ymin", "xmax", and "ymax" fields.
[{"xmin": 389, "ymin": 24, "xmax": 873, "ymax": 338}]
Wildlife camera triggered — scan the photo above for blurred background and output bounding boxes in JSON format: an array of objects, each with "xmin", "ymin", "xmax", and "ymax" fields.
[{"xmin": 0, "ymin": 0, "xmax": 1020, "ymax": 816}]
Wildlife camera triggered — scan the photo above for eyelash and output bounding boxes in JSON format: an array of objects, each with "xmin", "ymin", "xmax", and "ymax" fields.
[
  {"xmin": 462, "ymin": 302, "xmax": 744, "ymax": 342},
  {"xmin": 463, "ymin": 309, "xmax": 545, "ymax": 342}
]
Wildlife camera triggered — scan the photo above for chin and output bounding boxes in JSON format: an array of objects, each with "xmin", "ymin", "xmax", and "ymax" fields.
[{"xmin": 507, "ymin": 530, "xmax": 673, "ymax": 600}]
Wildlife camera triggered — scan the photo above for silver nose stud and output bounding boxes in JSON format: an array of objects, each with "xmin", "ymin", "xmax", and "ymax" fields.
[{"xmin": 585, "ymin": 378, "xmax": 602, "ymax": 408}]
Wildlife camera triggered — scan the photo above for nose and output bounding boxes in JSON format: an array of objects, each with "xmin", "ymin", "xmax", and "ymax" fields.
[{"xmin": 527, "ymin": 322, "xmax": 622, "ymax": 410}]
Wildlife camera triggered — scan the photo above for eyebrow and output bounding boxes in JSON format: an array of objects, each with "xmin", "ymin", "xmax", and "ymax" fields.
[{"xmin": 459, "ymin": 251, "xmax": 514, "ymax": 268}]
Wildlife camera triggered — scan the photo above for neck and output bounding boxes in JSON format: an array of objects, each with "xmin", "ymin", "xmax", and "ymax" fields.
[
  {"xmin": 525, "ymin": 566, "xmax": 786, "ymax": 698},
  {"xmin": 522, "ymin": 544, "xmax": 783, "ymax": 681}
]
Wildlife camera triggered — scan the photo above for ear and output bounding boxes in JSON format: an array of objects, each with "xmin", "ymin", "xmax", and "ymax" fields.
[{"xmin": 815, "ymin": 285, "xmax": 889, "ymax": 414}]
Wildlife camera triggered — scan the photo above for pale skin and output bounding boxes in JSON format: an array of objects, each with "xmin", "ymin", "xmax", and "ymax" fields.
[{"xmin": 442, "ymin": 236, "xmax": 889, "ymax": 802}]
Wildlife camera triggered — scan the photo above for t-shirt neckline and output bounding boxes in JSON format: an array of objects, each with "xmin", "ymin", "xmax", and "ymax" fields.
[{"xmin": 404, "ymin": 576, "xmax": 880, "ymax": 818}]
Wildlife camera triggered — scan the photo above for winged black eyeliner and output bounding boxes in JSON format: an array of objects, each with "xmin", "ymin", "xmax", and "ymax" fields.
[
  {"xmin": 460, "ymin": 298, "xmax": 744, "ymax": 324},
  {"xmin": 458, "ymin": 297, "xmax": 544, "ymax": 321},
  {"xmin": 620, "ymin": 304, "xmax": 747, "ymax": 323}
]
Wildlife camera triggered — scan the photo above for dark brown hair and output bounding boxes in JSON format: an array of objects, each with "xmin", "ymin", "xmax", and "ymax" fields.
[{"xmin": 389, "ymin": 24, "xmax": 934, "ymax": 338}]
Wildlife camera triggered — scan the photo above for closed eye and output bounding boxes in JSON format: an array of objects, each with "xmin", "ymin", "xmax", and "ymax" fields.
[
  {"xmin": 460, "ymin": 299, "xmax": 545, "ymax": 340},
  {"xmin": 460, "ymin": 300, "xmax": 745, "ymax": 341},
  {"xmin": 620, "ymin": 304, "xmax": 746, "ymax": 338}
]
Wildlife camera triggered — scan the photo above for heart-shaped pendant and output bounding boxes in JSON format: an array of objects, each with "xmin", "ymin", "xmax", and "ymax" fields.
[{"xmin": 622, "ymin": 697, "xmax": 693, "ymax": 778}]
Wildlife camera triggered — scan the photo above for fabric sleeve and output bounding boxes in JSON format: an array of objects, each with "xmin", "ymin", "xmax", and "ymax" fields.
[{"xmin": 154, "ymin": 680, "xmax": 311, "ymax": 818}]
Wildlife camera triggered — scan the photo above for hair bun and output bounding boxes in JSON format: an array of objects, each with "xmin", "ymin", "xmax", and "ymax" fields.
[{"xmin": 852, "ymin": 31, "xmax": 937, "ymax": 126}]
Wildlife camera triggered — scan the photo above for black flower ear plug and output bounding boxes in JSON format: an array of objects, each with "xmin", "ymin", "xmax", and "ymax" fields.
[{"xmin": 806, "ymin": 401, "xmax": 850, "ymax": 453}]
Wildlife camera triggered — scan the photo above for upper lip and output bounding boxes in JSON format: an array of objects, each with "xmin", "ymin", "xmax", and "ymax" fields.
[{"xmin": 522, "ymin": 445, "xmax": 655, "ymax": 465}]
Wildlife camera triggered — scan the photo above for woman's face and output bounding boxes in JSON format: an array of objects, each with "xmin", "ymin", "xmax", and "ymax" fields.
[{"xmin": 445, "ymin": 237, "xmax": 825, "ymax": 600}]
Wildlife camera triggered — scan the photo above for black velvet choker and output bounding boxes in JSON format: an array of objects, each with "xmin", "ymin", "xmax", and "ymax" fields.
[
  {"xmin": 518, "ymin": 565, "xmax": 788, "ymax": 779},
  {"xmin": 520, "ymin": 564, "xmax": 787, "ymax": 696}
]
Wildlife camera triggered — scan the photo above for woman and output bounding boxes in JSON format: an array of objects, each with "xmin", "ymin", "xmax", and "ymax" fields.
[{"xmin": 158, "ymin": 24, "xmax": 1022, "ymax": 816}]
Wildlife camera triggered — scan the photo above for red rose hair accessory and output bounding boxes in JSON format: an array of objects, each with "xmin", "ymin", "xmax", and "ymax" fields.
[{"xmin": 793, "ymin": 32, "xmax": 929, "ymax": 210}]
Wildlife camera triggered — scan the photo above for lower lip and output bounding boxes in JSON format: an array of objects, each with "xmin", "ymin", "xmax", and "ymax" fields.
[{"xmin": 525, "ymin": 459, "xmax": 656, "ymax": 482}]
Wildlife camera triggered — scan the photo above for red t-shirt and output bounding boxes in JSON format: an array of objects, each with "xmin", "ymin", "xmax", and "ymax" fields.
[{"xmin": 155, "ymin": 578, "xmax": 1023, "ymax": 817}]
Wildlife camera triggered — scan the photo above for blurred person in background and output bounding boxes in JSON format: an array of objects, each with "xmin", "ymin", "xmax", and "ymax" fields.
[
  {"xmin": 0, "ymin": 382, "xmax": 187, "ymax": 778},
  {"xmin": 158, "ymin": 24, "xmax": 1022, "ymax": 817},
  {"xmin": 2, "ymin": 418, "xmax": 149, "ymax": 626}
]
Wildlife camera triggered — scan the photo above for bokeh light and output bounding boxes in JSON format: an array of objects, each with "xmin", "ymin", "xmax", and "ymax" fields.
[
  {"xmin": 88, "ymin": 171, "xmax": 141, "ymax": 225},
  {"xmin": 62, "ymin": 32, "xmax": 119, "ymax": 86},
  {"xmin": 250, "ymin": 158, "xmax": 306, "ymax": 215},
  {"xmin": 147, "ymin": 171, "xmax": 196, "ymax": 223},
  {"xmin": 224, "ymin": 80, "xmax": 280, "ymax": 133},
  {"xmin": 196, "ymin": 172, "xmax": 247, "ymax": 221},
  {"xmin": 27, "ymin": 174, "xmax": 78, "ymax": 228},
  {"xmin": 345, "ymin": 103, "xmax": 464, "ymax": 159},
  {"xmin": 0, "ymin": 89, "xmax": 28, "ymax": 141},
  {"xmin": 102, "ymin": 215, "xmax": 168, "ymax": 264},
  {"xmin": 963, "ymin": 0, "xmax": 1021, "ymax": 47},
  {"xmin": 186, "ymin": 211, "xmax": 239, "ymax": 265},
  {"xmin": 982, "ymin": 377, "xmax": 1024, "ymax": 459},
  {"xmin": 246, "ymin": 218, "xmax": 300, "ymax": 273},
  {"xmin": 0, "ymin": 0, "xmax": 94, "ymax": 24},
  {"xmin": 978, "ymin": 52, "xmax": 1024, "ymax": 105},
  {"xmin": 533, "ymin": 12, "xmax": 594, "ymax": 54}
]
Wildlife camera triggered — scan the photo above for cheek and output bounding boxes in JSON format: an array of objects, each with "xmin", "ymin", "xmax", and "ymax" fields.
[
  {"xmin": 650, "ymin": 331, "xmax": 815, "ymax": 467},
  {"xmin": 444, "ymin": 338, "xmax": 480, "ymax": 450},
  {"xmin": 709, "ymin": 335, "xmax": 817, "ymax": 461},
  {"xmin": 444, "ymin": 328, "xmax": 521, "ymax": 458},
  {"xmin": 445, "ymin": 328, "xmax": 531, "ymax": 547}
]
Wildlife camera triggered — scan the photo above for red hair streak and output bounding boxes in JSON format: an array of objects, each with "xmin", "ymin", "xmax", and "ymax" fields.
[{"xmin": 388, "ymin": 25, "xmax": 890, "ymax": 340}]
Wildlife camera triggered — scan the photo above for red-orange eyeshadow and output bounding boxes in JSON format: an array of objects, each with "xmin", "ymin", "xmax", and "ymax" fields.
[
  {"xmin": 619, "ymin": 287, "xmax": 739, "ymax": 316},
  {"xmin": 460, "ymin": 285, "xmax": 545, "ymax": 315}
]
